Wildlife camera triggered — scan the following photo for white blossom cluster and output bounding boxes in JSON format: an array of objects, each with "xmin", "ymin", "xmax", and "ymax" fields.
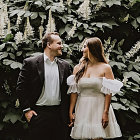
[
  {"xmin": 122, "ymin": 76, "xmax": 128, "ymax": 85},
  {"xmin": 24, "ymin": 17, "xmax": 34, "ymax": 39},
  {"xmin": 0, "ymin": 1, "xmax": 9, "ymax": 38},
  {"xmin": 77, "ymin": 0, "xmax": 91, "ymax": 20},
  {"xmin": 94, "ymin": 0, "xmax": 104, "ymax": 11},
  {"xmin": 46, "ymin": 8, "xmax": 56, "ymax": 33},
  {"xmin": 14, "ymin": 32, "xmax": 23, "ymax": 44},
  {"xmin": 67, "ymin": 0, "xmax": 72, "ymax": 6},
  {"xmin": 39, "ymin": 18, "xmax": 44, "ymax": 39},
  {"xmin": 125, "ymin": 41, "xmax": 140, "ymax": 59},
  {"xmin": 59, "ymin": 0, "xmax": 64, "ymax": 7},
  {"xmin": 16, "ymin": 14, "xmax": 22, "ymax": 26},
  {"xmin": 135, "ymin": 56, "xmax": 140, "ymax": 62},
  {"xmin": 68, "ymin": 21, "xmax": 77, "ymax": 38}
]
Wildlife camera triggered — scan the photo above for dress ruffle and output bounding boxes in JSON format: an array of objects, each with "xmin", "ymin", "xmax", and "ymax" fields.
[
  {"xmin": 67, "ymin": 75, "xmax": 80, "ymax": 94},
  {"xmin": 71, "ymin": 121, "xmax": 122, "ymax": 139},
  {"xmin": 101, "ymin": 77, "xmax": 123, "ymax": 96}
]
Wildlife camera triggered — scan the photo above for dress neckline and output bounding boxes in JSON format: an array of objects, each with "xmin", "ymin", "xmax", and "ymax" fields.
[{"xmin": 81, "ymin": 76, "xmax": 103, "ymax": 79}]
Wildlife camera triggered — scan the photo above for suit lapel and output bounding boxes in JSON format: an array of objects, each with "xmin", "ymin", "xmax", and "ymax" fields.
[
  {"xmin": 36, "ymin": 54, "xmax": 44, "ymax": 85},
  {"xmin": 57, "ymin": 58, "xmax": 64, "ymax": 85}
]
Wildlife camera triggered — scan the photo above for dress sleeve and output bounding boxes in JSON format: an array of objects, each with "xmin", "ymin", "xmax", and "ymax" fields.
[
  {"xmin": 101, "ymin": 77, "xmax": 123, "ymax": 96},
  {"xmin": 67, "ymin": 75, "xmax": 80, "ymax": 94}
]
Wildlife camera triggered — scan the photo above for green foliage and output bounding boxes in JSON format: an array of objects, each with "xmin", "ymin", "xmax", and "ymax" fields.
[{"xmin": 0, "ymin": 0, "xmax": 140, "ymax": 139}]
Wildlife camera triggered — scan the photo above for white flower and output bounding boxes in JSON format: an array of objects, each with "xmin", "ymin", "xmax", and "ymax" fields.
[
  {"xmin": 0, "ymin": 14, "xmax": 6, "ymax": 38},
  {"xmin": 23, "ymin": 27, "xmax": 27, "ymax": 39},
  {"xmin": 77, "ymin": 0, "xmax": 91, "ymax": 20},
  {"xmin": 46, "ymin": 8, "xmax": 56, "ymax": 33},
  {"xmin": 26, "ymin": 17, "xmax": 34, "ymax": 37},
  {"xmin": 39, "ymin": 25, "xmax": 44, "ymax": 40},
  {"xmin": 16, "ymin": 14, "xmax": 22, "ymax": 26},
  {"xmin": 135, "ymin": 56, "xmax": 140, "ymax": 62},
  {"xmin": 7, "ymin": 18, "xmax": 11, "ymax": 34},
  {"xmin": 122, "ymin": 76, "xmax": 128, "ymax": 85},
  {"xmin": 14, "ymin": 32, "xmax": 23, "ymax": 44},
  {"xmin": 125, "ymin": 41, "xmax": 140, "ymax": 59},
  {"xmin": 67, "ymin": 0, "xmax": 72, "ymax": 6},
  {"xmin": 59, "ymin": 0, "xmax": 64, "ymax": 7},
  {"xmin": 94, "ymin": 0, "xmax": 103, "ymax": 11},
  {"xmin": 15, "ymin": 99, "xmax": 20, "ymax": 108},
  {"xmin": 68, "ymin": 20, "xmax": 77, "ymax": 38}
]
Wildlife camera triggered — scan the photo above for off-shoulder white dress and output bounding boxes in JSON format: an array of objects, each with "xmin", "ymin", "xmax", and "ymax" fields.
[{"xmin": 67, "ymin": 75, "xmax": 123, "ymax": 140}]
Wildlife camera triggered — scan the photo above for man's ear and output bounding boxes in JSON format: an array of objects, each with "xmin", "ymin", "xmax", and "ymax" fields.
[{"xmin": 47, "ymin": 42, "xmax": 51, "ymax": 48}]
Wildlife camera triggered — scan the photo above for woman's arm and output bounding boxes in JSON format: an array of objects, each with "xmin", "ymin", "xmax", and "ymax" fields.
[
  {"xmin": 102, "ymin": 64, "xmax": 114, "ymax": 128},
  {"xmin": 69, "ymin": 64, "xmax": 80, "ymax": 127}
]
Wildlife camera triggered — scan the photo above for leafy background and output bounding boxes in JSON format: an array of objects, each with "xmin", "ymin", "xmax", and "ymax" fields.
[{"xmin": 0, "ymin": 0, "xmax": 140, "ymax": 139}]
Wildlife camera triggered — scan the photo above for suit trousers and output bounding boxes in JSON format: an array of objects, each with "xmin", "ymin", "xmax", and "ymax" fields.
[{"xmin": 27, "ymin": 105, "xmax": 65, "ymax": 140}]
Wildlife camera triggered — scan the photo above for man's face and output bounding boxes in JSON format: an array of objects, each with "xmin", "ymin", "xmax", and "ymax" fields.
[{"xmin": 49, "ymin": 35, "xmax": 63, "ymax": 56}]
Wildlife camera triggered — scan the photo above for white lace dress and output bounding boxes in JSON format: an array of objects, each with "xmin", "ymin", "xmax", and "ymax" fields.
[{"xmin": 67, "ymin": 75, "xmax": 123, "ymax": 140}]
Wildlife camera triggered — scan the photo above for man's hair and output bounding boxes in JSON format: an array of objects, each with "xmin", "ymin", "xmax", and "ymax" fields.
[{"xmin": 42, "ymin": 32, "xmax": 59, "ymax": 50}]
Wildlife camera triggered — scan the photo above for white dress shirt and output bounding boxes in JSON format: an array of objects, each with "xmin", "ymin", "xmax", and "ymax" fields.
[{"xmin": 36, "ymin": 53, "xmax": 61, "ymax": 106}]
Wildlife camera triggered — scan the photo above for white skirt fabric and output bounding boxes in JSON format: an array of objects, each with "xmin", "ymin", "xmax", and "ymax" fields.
[
  {"xmin": 67, "ymin": 75, "xmax": 123, "ymax": 140},
  {"xmin": 71, "ymin": 94, "xmax": 122, "ymax": 139}
]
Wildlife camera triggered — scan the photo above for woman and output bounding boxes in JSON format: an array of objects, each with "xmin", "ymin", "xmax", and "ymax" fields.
[{"xmin": 67, "ymin": 37, "xmax": 123, "ymax": 140}]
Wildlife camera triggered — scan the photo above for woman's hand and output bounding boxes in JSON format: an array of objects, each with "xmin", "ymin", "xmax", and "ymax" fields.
[
  {"xmin": 102, "ymin": 112, "xmax": 109, "ymax": 129},
  {"xmin": 68, "ymin": 113, "xmax": 75, "ymax": 127},
  {"xmin": 25, "ymin": 110, "xmax": 37, "ymax": 122}
]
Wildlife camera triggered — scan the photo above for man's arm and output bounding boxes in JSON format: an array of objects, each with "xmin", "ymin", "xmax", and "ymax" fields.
[{"xmin": 16, "ymin": 59, "xmax": 31, "ymax": 111}]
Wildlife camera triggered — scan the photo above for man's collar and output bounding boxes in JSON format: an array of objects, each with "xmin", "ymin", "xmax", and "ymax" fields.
[{"xmin": 44, "ymin": 53, "xmax": 58, "ymax": 62}]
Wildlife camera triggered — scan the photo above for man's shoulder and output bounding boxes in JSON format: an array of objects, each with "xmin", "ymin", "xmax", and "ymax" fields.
[
  {"xmin": 58, "ymin": 58, "xmax": 70, "ymax": 65},
  {"xmin": 24, "ymin": 53, "xmax": 43, "ymax": 63}
]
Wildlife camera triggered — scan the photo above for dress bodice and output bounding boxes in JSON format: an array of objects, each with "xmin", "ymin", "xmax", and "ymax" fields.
[
  {"xmin": 78, "ymin": 77, "xmax": 103, "ymax": 96},
  {"xmin": 67, "ymin": 75, "xmax": 123, "ymax": 96}
]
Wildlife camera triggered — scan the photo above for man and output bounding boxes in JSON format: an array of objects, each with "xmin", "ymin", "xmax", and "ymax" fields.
[{"xmin": 16, "ymin": 32, "xmax": 72, "ymax": 140}]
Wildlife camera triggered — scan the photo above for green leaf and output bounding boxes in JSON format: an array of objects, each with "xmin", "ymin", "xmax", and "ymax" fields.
[
  {"xmin": 0, "ymin": 43, "xmax": 5, "ymax": 51},
  {"xmin": 34, "ymin": 1, "xmax": 42, "ymax": 7},
  {"xmin": 65, "ymin": 25, "xmax": 71, "ymax": 33},
  {"xmin": 59, "ymin": 28, "xmax": 65, "ymax": 35},
  {"xmin": 10, "ymin": 10, "xmax": 19, "ymax": 17},
  {"xmin": 30, "ymin": 12, "xmax": 38, "ymax": 19},
  {"xmin": 130, "ymin": 106, "xmax": 138, "ymax": 114},
  {"xmin": 39, "ymin": 12, "xmax": 46, "ymax": 19},
  {"xmin": 111, "ymin": 103, "xmax": 127, "ymax": 110},
  {"xmin": 131, "ymin": 20, "xmax": 139, "ymax": 29},
  {"xmin": 24, "ymin": 11, "xmax": 31, "ymax": 17},
  {"xmin": 113, "ymin": 0, "xmax": 121, "ymax": 5},
  {"xmin": 9, "ymin": 53, "xmax": 15, "ymax": 60},
  {"xmin": 11, "ymin": 62, "xmax": 22, "ymax": 69},
  {"xmin": 3, "ymin": 34, "xmax": 14, "ymax": 42},
  {"xmin": 128, "ymin": 64, "xmax": 133, "ymax": 71},
  {"xmin": 18, "ymin": 10, "xmax": 25, "ymax": 16},
  {"xmin": 16, "ymin": 51, "xmax": 22, "ymax": 56},
  {"xmin": 120, "ymin": 98, "xmax": 127, "ymax": 104},
  {"xmin": 78, "ymin": 34, "xmax": 83, "ymax": 41},
  {"xmin": 137, "ymin": 17, "xmax": 140, "ymax": 23},
  {"xmin": 0, "ymin": 52, "xmax": 8, "ymax": 60},
  {"xmin": 106, "ymin": 1, "xmax": 114, "ymax": 7},
  {"xmin": 134, "ymin": 134, "xmax": 140, "ymax": 138},
  {"xmin": 1, "ymin": 101, "xmax": 9, "ymax": 108},
  {"xmin": 3, "ymin": 112, "xmax": 20, "ymax": 124},
  {"xmin": 133, "ymin": 65, "xmax": 140, "ymax": 71},
  {"xmin": 111, "ymin": 96, "xmax": 117, "ymax": 101},
  {"xmin": 3, "ymin": 59, "xmax": 13, "ymax": 65}
]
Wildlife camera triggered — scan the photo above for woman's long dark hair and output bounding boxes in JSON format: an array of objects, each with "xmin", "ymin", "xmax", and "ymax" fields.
[{"xmin": 75, "ymin": 37, "xmax": 108, "ymax": 83}]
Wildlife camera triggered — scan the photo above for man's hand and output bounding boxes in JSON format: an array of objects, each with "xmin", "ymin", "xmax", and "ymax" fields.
[{"xmin": 25, "ymin": 110, "xmax": 37, "ymax": 122}]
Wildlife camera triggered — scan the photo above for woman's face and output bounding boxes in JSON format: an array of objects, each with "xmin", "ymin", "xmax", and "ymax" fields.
[{"xmin": 82, "ymin": 41, "xmax": 89, "ymax": 58}]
